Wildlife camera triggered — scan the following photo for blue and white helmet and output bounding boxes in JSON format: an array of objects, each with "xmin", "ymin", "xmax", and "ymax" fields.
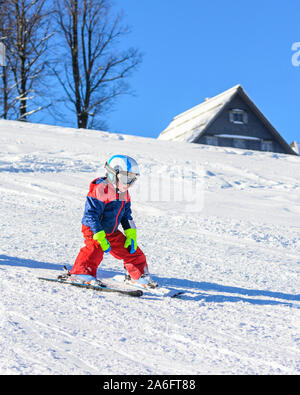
[{"xmin": 105, "ymin": 155, "xmax": 140, "ymax": 186}]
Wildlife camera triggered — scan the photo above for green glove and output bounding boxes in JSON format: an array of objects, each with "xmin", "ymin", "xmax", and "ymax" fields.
[
  {"xmin": 124, "ymin": 228, "xmax": 137, "ymax": 254},
  {"xmin": 93, "ymin": 230, "xmax": 111, "ymax": 253}
]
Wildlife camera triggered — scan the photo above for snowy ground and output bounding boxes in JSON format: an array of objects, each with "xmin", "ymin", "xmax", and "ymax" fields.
[{"xmin": 0, "ymin": 119, "xmax": 299, "ymax": 375}]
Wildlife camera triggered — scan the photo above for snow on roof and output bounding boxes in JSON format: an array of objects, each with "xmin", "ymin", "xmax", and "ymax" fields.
[
  {"xmin": 291, "ymin": 141, "xmax": 300, "ymax": 154},
  {"xmin": 158, "ymin": 85, "xmax": 242, "ymax": 142}
]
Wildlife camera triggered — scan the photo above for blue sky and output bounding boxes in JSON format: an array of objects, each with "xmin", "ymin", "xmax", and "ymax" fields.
[{"xmin": 97, "ymin": 0, "xmax": 300, "ymax": 144}]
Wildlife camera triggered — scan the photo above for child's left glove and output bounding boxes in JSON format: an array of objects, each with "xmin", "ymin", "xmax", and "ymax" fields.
[{"xmin": 124, "ymin": 228, "xmax": 137, "ymax": 254}]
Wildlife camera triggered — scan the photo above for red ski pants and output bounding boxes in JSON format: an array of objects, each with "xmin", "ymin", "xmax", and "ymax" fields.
[{"xmin": 70, "ymin": 225, "xmax": 148, "ymax": 280}]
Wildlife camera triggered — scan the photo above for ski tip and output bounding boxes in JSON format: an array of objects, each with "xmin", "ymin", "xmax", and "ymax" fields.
[
  {"xmin": 126, "ymin": 289, "xmax": 143, "ymax": 297},
  {"xmin": 171, "ymin": 291, "xmax": 185, "ymax": 298},
  {"xmin": 134, "ymin": 290, "xmax": 143, "ymax": 297}
]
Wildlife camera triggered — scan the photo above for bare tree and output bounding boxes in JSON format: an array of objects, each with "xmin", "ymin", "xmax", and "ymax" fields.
[
  {"xmin": 54, "ymin": 0, "xmax": 142, "ymax": 129},
  {"xmin": 3, "ymin": 0, "xmax": 54, "ymax": 121}
]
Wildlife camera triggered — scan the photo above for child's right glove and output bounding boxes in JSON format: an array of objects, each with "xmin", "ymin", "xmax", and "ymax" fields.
[{"xmin": 93, "ymin": 230, "xmax": 111, "ymax": 253}]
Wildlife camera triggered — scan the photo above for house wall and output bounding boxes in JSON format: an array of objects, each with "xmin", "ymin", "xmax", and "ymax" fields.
[{"xmin": 194, "ymin": 95, "xmax": 286, "ymax": 153}]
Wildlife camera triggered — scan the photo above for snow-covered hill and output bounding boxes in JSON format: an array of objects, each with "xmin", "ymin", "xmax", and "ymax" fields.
[{"xmin": 0, "ymin": 119, "xmax": 299, "ymax": 375}]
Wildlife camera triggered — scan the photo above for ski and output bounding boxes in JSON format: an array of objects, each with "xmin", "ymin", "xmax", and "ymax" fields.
[
  {"xmin": 38, "ymin": 276, "xmax": 143, "ymax": 297},
  {"xmin": 108, "ymin": 275, "xmax": 185, "ymax": 298}
]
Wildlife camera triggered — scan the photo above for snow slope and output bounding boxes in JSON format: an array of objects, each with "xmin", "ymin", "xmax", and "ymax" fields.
[{"xmin": 0, "ymin": 119, "xmax": 299, "ymax": 375}]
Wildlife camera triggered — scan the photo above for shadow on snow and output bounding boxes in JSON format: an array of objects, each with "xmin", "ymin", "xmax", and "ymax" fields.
[
  {"xmin": 158, "ymin": 275, "xmax": 300, "ymax": 307},
  {"xmin": 0, "ymin": 254, "xmax": 60, "ymax": 271},
  {"xmin": 1, "ymin": 255, "xmax": 299, "ymax": 308},
  {"xmin": 101, "ymin": 268, "xmax": 299, "ymax": 307}
]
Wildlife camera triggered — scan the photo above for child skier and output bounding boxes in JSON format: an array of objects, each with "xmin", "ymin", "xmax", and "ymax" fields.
[{"xmin": 69, "ymin": 155, "xmax": 157, "ymax": 290}]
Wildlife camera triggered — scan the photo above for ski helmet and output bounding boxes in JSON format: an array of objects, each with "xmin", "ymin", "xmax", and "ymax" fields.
[{"xmin": 105, "ymin": 155, "xmax": 140, "ymax": 187}]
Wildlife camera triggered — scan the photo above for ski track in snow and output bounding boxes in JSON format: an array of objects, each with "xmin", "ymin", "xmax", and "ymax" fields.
[{"xmin": 0, "ymin": 120, "xmax": 299, "ymax": 375}]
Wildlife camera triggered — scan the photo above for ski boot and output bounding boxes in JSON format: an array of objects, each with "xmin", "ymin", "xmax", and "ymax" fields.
[
  {"xmin": 58, "ymin": 266, "xmax": 106, "ymax": 287},
  {"xmin": 124, "ymin": 272, "xmax": 158, "ymax": 290}
]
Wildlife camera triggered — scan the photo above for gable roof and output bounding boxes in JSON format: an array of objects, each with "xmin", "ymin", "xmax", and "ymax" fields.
[
  {"xmin": 158, "ymin": 84, "xmax": 240, "ymax": 143},
  {"xmin": 158, "ymin": 85, "xmax": 296, "ymax": 155}
]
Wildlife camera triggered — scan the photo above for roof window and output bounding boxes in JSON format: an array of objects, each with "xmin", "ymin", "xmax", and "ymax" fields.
[{"xmin": 229, "ymin": 109, "xmax": 248, "ymax": 124}]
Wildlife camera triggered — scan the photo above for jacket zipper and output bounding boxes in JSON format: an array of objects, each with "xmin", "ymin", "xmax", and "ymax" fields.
[{"xmin": 107, "ymin": 200, "xmax": 124, "ymax": 236}]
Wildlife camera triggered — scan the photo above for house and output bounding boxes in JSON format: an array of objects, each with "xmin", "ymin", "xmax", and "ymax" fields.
[
  {"xmin": 158, "ymin": 85, "xmax": 296, "ymax": 155},
  {"xmin": 290, "ymin": 141, "xmax": 300, "ymax": 155}
]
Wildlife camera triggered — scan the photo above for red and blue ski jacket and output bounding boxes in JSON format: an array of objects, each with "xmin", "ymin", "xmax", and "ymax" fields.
[{"xmin": 82, "ymin": 177, "xmax": 134, "ymax": 235}]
